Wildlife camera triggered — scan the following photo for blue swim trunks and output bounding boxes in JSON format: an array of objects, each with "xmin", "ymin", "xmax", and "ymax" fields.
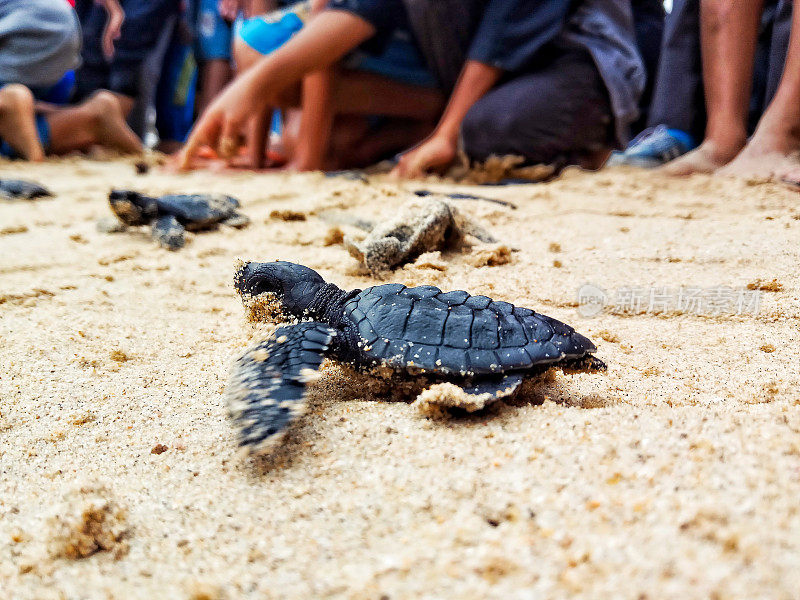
[
  {"xmin": 238, "ymin": 3, "xmax": 310, "ymax": 56},
  {"xmin": 0, "ymin": 113, "xmax": 50, "ymax": 158},
  {"xmin": 2, "ymin": 71, "xmax": 75, "ymax": 105},
  {"xmin": 197, "ymin": 0, "xmax": 233, "ymax": 60},
  {"xmin": 29, "ymin": 70, "xmax": 75, "ymax": 105}
]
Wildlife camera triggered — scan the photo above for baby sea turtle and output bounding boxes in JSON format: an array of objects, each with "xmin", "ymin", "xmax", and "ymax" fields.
[
  {"xmin": 344, "ymin": 198, "xmax": 498, "ymax": 275},
  {"xmin": 0, "ymin": 179, "xmax": 52, "ymax": 200},
  {"xmin": 227, "ymin": 261, "xmax": 605, "ymax": 453},
  {"xmin": 107, "ymin": 189, "xmax": 250, "ymax": 250}
]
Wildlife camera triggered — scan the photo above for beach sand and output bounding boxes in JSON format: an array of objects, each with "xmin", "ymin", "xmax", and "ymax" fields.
[{"xmin": 1, "ymin": 157, "xmax": 799, "ymax": 599}]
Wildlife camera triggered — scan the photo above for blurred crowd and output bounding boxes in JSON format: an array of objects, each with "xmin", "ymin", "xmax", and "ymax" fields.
[{"xmin": 1, "ymin": 0, "xmax": 800, "ymax": 183}]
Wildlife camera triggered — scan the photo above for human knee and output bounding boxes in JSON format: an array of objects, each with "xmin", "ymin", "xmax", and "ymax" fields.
[
  {"xmin": 233, "ymin": 37, "xmax": 262, "ymax": 73},
  {"xmin": 701, "ymin": 0, "xmax": 738, "ymax": 32},
  {"xmin": 461, "ymin": 103, "xmax": 517, "ymax": 161},
  {"xmin": 84, "ymin": 91, "xmax": 119, "ymax": 123},
  {"xmin": 0, "ymin": 84, "xmax": 35, "ymax": 110}
]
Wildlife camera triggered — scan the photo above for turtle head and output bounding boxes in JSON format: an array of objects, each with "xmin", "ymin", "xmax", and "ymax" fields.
[
  {"xmin": 234, "ymin": 261, "xmax": 328, "ymax": 318},
  {"xmin": 108, "ymin": 190, "xmax": 159, "ymax": 226}
]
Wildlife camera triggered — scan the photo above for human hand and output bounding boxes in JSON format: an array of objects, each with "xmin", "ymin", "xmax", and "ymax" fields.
[
  {"xmin": 97, "ymin": 0, "xmax": 125, "ymax": 60},
  {"xmin": 179, "ymin": 75, "xmax": 263, "ymax": 170},
  {"xmin": 218, "ymin": 0, "xmax": 242, "ymax": 21},
  {"xmin": 391, "ymin": 134, "xmax": 458, "ymax": 179}
]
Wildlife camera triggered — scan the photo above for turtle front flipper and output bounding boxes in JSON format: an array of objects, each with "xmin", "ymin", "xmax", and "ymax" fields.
[
  {"xmin": 221, "ymin": 213, "xmax": 250, "ymax": 229},
  {"xmin": 226, "ymin": 322, "xmax": 336, "ymax": 454},
  {"xmin": 151, "ymin": 214, "xmax": 186, "ymax": 250}
]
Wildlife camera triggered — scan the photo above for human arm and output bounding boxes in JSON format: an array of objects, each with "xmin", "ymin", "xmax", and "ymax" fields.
[
  {"xmin": 392, "ymin": 0, "xmax": 572, "ymax": 178},
  {"xmin": 245, "ymin": 1, "xmax": 275, "ymax": 18},
  {"xmin": 392, "ymin": 60, "xmax": 501, "ymax": 178},
  {"xmin": 288, "ymin": 68, "xmax": 334, "ymax": 170},
  {"xmin": 288, "ymin": 0, "xmax": 337, "ymax": 170},
  {"xmin": 94, "ymin": 0, "xmax": 125, "ymax": 60},
  {"xmin": 180, "ymin": 9, "xmax": 375, "ymax": 168}
]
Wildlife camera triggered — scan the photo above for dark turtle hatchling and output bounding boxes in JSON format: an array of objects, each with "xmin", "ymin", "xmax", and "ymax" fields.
[
  {"xmin": 107, "ymin": 189, "xmax": 250, "ymax": 250},
  {"xmin": 0, "ymin": 179, "xmax": 53, "ymax": 200},
  {"xmin": 227, "ymin": 261, "xmax": 605, "ymax": 453}
]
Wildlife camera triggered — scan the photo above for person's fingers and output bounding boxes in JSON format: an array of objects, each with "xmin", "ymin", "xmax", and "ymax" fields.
[
  {"xmin": 403, "ymin": 152, "xmax": 425, "ymax": 179},
  {"xmin": 102, "ymin": 37, "xmax": 113, "ymax": 60},
  {"xmin": 217, "ymin": 117, "xmax": 242, "ymax": 160},
  {"xmin": 181, "ymin": 114, "xmax": 221, "ymax": 170},
  {"xmin": 101, "ymin": 11, "xmax": 125, "ymax": 60},
  {"xmin": 218, "ymin": 0, "xmax": 237, "ymax": 21},
  {"xmin": 101, "ymin": 25, "xmax": 114, "ymax": 60},
  {"xmin": 111, "ymin": 11, "xmax": 124, "ymax": 31},
  {"xmin": 391, "ymin": 154, "xmax": 411, "ymax": 179}
]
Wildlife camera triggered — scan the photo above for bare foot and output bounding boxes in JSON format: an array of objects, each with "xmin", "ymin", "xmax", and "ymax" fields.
[
  {"xmin": 85, "ymin": 91, "xmax": 143, "ymax": 155},
  {"xmin": 0, "ymin": 84, "xmax": 45, "ymax": 161},
  {"xmin": 716, "ymin": 149, "xmax": 799, "ymax": 181},
  {"xmin": 660, "ymin": 138, "xmax": 744, "ymax": 176},
  {"xmin": 717, "ymin": 123, "xmax": 800, "ymax": 180},
  {"xmin": 777, "ymin": 165, "xmax": 800, "ymax": 189}
]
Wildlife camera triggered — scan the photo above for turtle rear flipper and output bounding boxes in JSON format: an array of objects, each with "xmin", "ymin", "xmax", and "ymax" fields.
[
  {"xmin": 414, "ymin": 374, "xmax": 524, "ymax": 415},
  {"xmin": 151, "ymin": 214, "xmax": 185, "ymax": 250},
  {"xmin": 559, "ymin": 354, "xmax": 607, "ymax": 374},
  {"xmin": 462, "ymin": 374, "xmax": 524, "ymax": 399},
  {"xmin": 156, "ymin": 193, "xmax": 241, "ymax": 230},
  {"xmin": 226, "ymin": 322, "xmax": 336, "ymax": 454}
]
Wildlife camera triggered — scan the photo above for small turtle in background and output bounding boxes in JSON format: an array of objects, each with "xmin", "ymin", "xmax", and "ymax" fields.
[
  {"xmin": 226, "ymin": 261, "xmax": 605, "ymax": 453},
  {"xmin": 0, "ymin": 179, "xmax": 53, "ymax": 200},
  {"xmin": 343, "ymin": 198, "xmax": 499, "ymax": 275},
  {"xmin": 106, "ymin": 190, "xmax": 250, "ymax": 250}
]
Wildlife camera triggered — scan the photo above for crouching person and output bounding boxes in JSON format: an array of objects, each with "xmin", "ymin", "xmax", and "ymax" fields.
[
  {"xmin": 0, "ymin": 0, "xmax": 141, "ymax": 160},
  {"xmin": 392, "ymin": 0, "xmax": 647, "ymax": 177}
]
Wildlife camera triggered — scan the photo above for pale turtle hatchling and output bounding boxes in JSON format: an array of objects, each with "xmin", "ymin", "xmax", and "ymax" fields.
[
  {"xmin": 343, "ymin": 198, "xmax": 498, "ymax": 275},
  {"xmin": 107, "ymin": 189, "xmax": 250, "ymax": 250},
  {"xmin": 226, "ymin": 261, "xmax": 605, "ymax": 453}
]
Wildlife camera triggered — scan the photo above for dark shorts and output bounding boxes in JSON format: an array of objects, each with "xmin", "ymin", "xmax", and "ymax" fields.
[
  {"xmin": 461, "ymin": 44, "xmax": 613, "ymax": 167},
  {"xmin": 331, "ymin": 0, "xmax": 613, "ymax": 167},
  {"xmin": 74, "ymin": 0, "xmax": 179, "ymax": 100}
]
